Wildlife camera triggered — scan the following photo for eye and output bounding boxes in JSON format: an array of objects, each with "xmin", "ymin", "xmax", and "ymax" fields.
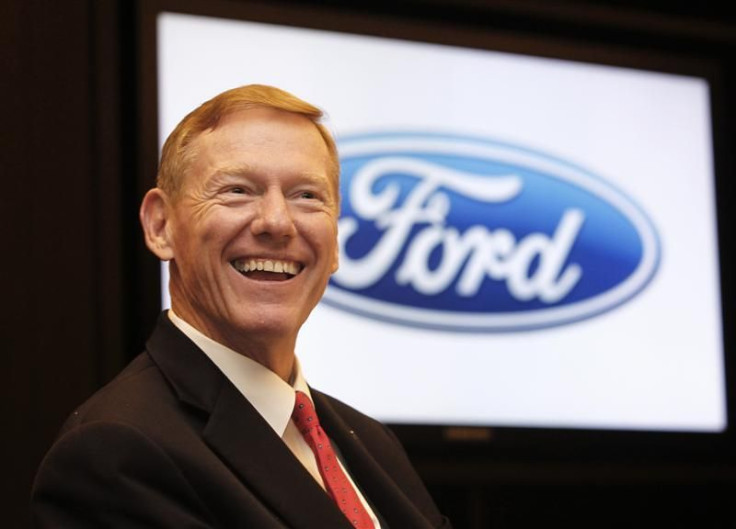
[
  {"xmin": 230, "ymin": 187, "xmax": 246, "ymax": 194},
  {"xmin": 299, "ymin": 191, "xmax": 317, "ymax": 199}
]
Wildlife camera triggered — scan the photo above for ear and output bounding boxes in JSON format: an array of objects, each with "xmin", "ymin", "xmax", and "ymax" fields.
[{"xmin": 139, "ymin": 188, "xmax": 175, "ymax": 261}]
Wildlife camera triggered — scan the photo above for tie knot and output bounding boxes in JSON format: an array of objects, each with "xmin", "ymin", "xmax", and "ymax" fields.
[{"xmin": 292, "ymin": 391, "xmax": 319, "ymax": 434}]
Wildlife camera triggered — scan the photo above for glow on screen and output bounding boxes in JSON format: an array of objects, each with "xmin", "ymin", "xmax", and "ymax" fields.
[{"xmin": 158, "ymin": 12, "xmax": 726, "ymax": 432}]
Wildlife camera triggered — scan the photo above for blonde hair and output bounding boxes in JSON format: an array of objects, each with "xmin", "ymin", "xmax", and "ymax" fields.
[{"xmin": 157, "ymin": 84, "xmax": 339, "ymax": 200}]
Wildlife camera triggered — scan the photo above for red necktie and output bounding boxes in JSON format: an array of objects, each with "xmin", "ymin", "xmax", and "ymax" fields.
[{"xmin": 292, "ymin": 391, "xmax": 374, "ymax": 528}]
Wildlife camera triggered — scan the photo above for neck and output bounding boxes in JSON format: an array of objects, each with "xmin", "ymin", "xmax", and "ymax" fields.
[
  {"xmin": 169, "ymin": 307, "xmax": 298, "ymax": 382},
  {"xmin": 231, "ymin": 335, "xmax": 297, "ymax": 382}
]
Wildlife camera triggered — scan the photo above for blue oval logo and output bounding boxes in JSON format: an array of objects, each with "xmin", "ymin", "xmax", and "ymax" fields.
[{"xmin": 323, "ymin": 132, "xmax": 661, "ymax": 332}]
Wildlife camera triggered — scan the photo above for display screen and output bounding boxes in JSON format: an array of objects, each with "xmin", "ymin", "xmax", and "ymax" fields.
[{"xmin": 157, "ymin": 12, "xmax": 726, "ymax": 432}]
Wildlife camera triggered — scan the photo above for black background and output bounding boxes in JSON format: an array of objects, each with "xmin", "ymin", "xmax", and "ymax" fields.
[{"xmin": 3, "ymin": 1, "xmax": 736, "ymax": 527}]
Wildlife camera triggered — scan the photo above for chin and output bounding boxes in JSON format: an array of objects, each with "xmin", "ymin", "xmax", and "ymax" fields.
[{"xmin": 230, "ymin": 312, "xmax": 302, "ymax": 339}]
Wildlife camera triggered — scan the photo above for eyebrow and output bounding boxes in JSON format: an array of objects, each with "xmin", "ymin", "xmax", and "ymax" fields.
[{"xmin": 211, "ymin": 164, "xmax": 330, "ymax": 186}]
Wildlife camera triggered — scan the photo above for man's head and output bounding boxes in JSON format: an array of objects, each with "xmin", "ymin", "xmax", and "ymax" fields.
[{"xmin": 140, "ymin": 85, "xmax": 340, "ymax": 368}]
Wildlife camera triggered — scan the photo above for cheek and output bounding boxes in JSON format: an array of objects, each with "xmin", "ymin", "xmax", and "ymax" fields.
[
  {"xmin": 193, "ymin": 212, "xmax": 244, "ymax": 247},
  {"xmin": 170, "ymin": 227, "xmax": 222, "ymax": 272},
  {"xmin": 296, "ymin": 210, "xmax": 337, "ymax": 238},
  {"xmin": 320, "ymin": 228, "xmax": 340, "ymax": 274},
  {"xmin": 311, "ymin": 217, "xmax": 338, "ymax": 250}
]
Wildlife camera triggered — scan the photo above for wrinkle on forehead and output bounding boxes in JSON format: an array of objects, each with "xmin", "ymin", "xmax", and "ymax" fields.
[{"xmin": 178, "ymin": 107, "xmax": 338, "ymax": 206}]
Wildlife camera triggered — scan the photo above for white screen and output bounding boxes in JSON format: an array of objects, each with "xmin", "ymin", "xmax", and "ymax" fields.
[{"xmin": 157, "ymin": 12, "xmax": 726, "ymax": 432}]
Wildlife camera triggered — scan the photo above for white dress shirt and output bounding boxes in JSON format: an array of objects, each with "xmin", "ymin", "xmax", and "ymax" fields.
[{"xmin": 168, "ymin": 310, "xmax": 380, "ymax": 528}]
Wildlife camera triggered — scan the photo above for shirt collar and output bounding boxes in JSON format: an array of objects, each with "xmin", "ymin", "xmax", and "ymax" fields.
[{"xmin": 167, "ymin": 310, "xmax": 311, "ymax": 437}]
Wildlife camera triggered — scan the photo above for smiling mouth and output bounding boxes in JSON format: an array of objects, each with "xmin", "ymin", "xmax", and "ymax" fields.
[{"xmin": 231, "ymin": 258, "xmax": 302, "ymax": 281}]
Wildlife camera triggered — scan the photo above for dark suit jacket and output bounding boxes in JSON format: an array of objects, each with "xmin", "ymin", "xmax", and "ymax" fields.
[{"xmin": 31, "ymin": 314, "xmax": 451, "ymax": 528}]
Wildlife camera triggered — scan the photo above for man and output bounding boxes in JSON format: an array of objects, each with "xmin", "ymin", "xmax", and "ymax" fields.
[{"xmin": 31, "ymin": 85, "xmax": 452, "ymax": 528}]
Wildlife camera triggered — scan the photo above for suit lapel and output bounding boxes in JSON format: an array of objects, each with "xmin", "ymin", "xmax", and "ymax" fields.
[
  {"xmin": 146, "ymin": 315, "xmax": 353, "ymax": 529},
  {"xmin": 203, "ymin": 383, "xmax": 353, "ymax": 529},
  {"xmin": 313, "ymin": 391, "xmax": 435, "ymax": 529}
]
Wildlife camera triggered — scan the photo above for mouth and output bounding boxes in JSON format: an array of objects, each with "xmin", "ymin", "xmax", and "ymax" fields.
[{"xmin": 231, "ymin": 258, "xmax": 303, "ymax": 282}]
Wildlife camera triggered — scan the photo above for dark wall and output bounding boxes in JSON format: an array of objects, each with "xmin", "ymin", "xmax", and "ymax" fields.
[
  {"xmin": 4, "ymin": 1, "xmax": 735, "ymax": 528},
  {"xmin": 3, "ymin": 1, "xmax": 130, "ymax": 526}
]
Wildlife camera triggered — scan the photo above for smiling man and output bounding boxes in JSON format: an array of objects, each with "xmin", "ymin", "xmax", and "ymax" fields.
[{"xmin": 31, "ymin": 85, "xmax": 451, "ymax": 529}]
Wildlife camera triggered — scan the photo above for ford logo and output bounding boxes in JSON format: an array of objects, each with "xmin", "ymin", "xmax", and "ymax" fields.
[{"xmin": 323, "ymin": 133, "xmax": 660, "ymax": 332}]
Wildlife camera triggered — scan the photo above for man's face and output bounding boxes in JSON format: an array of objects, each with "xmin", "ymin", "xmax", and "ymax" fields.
[{"xmin": 163, "ymin": 107, "xmax": 339, "ymax": 349}]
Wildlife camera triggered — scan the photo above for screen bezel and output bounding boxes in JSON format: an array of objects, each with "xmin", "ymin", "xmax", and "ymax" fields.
[{"xmin": 135, "ymin": 0, "xmax": 735, "ymax": 465}]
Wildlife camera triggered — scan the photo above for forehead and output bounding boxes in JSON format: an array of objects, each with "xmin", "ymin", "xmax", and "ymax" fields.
[{"xmin": 184, "ymin": 107, "xmax": 333, "ymax": 186}]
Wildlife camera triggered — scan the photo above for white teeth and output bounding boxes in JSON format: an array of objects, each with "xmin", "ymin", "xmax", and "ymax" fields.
[{"xmin": 233, "ymin": 259, "xmax": 301, "ymax": 276}]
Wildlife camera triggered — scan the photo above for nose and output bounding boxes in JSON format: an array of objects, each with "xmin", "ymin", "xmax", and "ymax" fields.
[{"xmin": 250, "ymin": 187, "xmax": 297, "ymax": 240}]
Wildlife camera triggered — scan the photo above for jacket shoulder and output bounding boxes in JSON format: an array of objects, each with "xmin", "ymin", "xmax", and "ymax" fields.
[{"xmin": 59, "ymin": 351, "xmax": 211, "ymax": 445}]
